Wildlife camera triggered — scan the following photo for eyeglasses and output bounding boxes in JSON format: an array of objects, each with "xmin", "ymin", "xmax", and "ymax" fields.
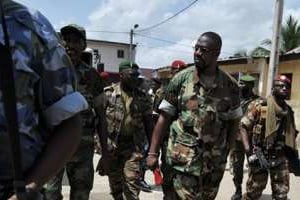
[
  {"xmin": 194, "ymin": 45, "xmax": 219, "ymax": 54},
  {"xmin": 274, "ymin": 83, "xmax": 290, "ymax": 89}
]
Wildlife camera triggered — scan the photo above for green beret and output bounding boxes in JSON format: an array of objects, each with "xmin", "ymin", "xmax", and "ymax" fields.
[
  {"xmin": 119, "ymin": 60, "xmax": 139, "ymax": 72},
  {"xmin": 61, "ymin": 24, "xmax": 86, "ymax": 40},
  {"xmin": 240, "ymin": 74, "xmax": 256, "ymax": 82}
]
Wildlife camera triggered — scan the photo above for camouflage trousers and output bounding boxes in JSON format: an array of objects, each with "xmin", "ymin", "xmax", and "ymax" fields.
[
  {"xmin": 107, "ymin": 143, "xmax": 143, "ymax": 200},
  {"xmin": 44, "ymin": 136, "xmax": 94, "ymax": 200},
  {"xmin": 170, "ymin": 153, "xmax": 228, "ymax": 200},
  {"xmin": 160, "ymin": 136, "xmax": 177, "ymax": 200},
  {"xmin": 231, "ymin": 140, "xmax": 245, "ymax": 188},
  {"xmin": 242, "ymin": 156, "xmax": 289, "ymax": 200}
]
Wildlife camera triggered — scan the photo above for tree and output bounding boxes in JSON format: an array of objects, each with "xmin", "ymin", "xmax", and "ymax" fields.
[{"xmin": 251, "ymin": 15, "xmax": 300, "ymax": 56}]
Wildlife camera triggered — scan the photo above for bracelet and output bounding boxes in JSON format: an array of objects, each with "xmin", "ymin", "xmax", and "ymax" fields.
[{"xmin": 148, "ymin": 152, "xmax": 159, "ymax": 157}]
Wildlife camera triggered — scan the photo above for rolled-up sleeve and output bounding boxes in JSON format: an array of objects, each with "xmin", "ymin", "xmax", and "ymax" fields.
[{"xmin": 40, "ymin": 45, "xmax": 88, "ymax": 128}]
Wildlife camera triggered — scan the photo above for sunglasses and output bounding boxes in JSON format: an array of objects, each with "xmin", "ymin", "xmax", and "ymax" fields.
[{"xmin": 194, "ymin": 45, "xmax": 219, "ymax": 54}]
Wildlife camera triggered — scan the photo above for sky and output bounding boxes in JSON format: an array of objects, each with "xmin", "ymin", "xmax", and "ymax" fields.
[{"xmin": 16, "ymin": 0, "xmax": 300, "ymax": 68}]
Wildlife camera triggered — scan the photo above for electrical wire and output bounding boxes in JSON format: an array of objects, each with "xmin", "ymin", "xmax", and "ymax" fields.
[
  {"xmin": 137, "ymin": 0, "xmax": 199, "ymax": 32},
  {"xmin": 135, "ymin": 33, "xmax": 193, "ymax": 48}
]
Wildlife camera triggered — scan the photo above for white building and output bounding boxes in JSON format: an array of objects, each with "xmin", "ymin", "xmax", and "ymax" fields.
[{"xmin": 86, "ymin": 39, "xmax": 136, "ymax": 72}]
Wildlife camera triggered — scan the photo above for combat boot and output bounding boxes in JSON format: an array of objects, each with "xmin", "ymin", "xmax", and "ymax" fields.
[
  {"xmin": 231, "ymin": 185, "xmax": 242, "ymax": 200},
  {"xmin": 133, "ymin": 179, "xmax": 152, "ymax": 193}
]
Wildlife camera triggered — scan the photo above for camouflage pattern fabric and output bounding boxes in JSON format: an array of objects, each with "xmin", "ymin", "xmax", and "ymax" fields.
[
  {"xmin": 231, "ymin": 95, "xmax": 259, "ymax": 190},
  {"xmin": 159, "ymin": 66, "xmax": 242, "ymax": 199},
  {"xmin": 242, "ymin": 156, "xmax": 289, "ymax": 200},
  {"xmin": 0, "ymin": 0, "xmax": 87, "ymax": 185},
  {"xmin": 241, "ymin": 98, "xmax": 295, "ymax": 200},
  {"xmin": 45, "ymin": 62, "xmax": 103, "ymax": 200},
  {"xmin": 100, "ymin": 82, "xmax": 152, "ymax": 200}
]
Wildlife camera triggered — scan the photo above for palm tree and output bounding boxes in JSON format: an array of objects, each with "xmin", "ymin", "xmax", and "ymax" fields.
[{"xmin": 251, "ymin": 15, "xmax": 300, "ymax": 56}]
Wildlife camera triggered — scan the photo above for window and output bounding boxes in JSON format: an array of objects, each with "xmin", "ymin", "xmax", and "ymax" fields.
[{"xmin": 117, "ymin": 49, "xmax": 124, "ymax": 58}]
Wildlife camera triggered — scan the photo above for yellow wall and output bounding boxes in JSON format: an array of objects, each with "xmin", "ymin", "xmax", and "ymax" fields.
[{"xmin": 220, "ymin": 57, "xmax": 300, "ymax": 131}]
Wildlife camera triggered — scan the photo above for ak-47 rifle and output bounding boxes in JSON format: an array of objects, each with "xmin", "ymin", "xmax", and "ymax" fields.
[
  {"xmin": 0, "ymin": 2, "xmax": 42, "ymax": 199},
  {"xmin": 248, "ymin": 146, "xmax": 270, "ymax": 169}
]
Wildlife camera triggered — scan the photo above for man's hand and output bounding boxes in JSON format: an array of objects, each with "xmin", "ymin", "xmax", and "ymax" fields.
[{"xmin": 146, "ymin": 155, "xmax": 158, "ymax": 170}]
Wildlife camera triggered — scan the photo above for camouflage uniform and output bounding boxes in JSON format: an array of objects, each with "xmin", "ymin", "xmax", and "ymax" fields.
[
  {"xmin": 45, "ymin": 61, "xmax": 103, "ymax": 200},
  {"xmin": 159, "ymin": 66, "xmax": 242, "ymax": 200},
  {"xmin": 101, "ymin": 82, "xmax": 152, "ymax": 200},
  {"xmin": 241, "ymin": 97, "xmax": 297, "ymax": 200},
  {"xmin": 231, "ymin": 94, "xmax": 259, "ymax": 198},
  {"xmin": 0, "ymin": 1, "xmax": 87, "ymax": 198}
]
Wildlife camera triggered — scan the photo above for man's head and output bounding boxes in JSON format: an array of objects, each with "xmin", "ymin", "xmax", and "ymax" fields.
[
  {"xmin": 60, "ymin": 24, "xmax": 86, "ymax": 66},
  {"xmin": 272, "ymin": 75, "xmax": 291, "ymax": 100},
  {"xmin": 239, "ymin": 74, "xmax": 256, "ymax": 98},
  {"xmin": 194, "ymin": 32, "xmax": 222, "ymax": 71},
  {"xmin": 119, "ymin": 60, "xmax": 140, "ymax": 89}
]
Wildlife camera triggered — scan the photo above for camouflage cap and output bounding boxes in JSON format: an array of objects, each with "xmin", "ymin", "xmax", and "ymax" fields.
[
  {"xmin": 119, "ymin": 60, "xmax": 139, "ymax": 72},
  {"xmin": 240, "ymin": 74, "xmax": 256, "ymax": 82},
  {"xmin": 60, "ymin": 24, "xmax": 86, "ymax": 40}
]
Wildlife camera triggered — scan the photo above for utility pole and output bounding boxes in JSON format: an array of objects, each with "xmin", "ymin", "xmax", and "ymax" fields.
[
  {"xmin": 266, "ymin": 0, "xmax": 284, "ymax": 95},
  {"xmin": 129, "ymin": 24, "xmax": 139, "ymax": 63}
]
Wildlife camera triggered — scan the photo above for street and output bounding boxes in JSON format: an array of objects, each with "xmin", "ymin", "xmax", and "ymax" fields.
[{"xmin": 62, "ymin": 154, "xmax": 300, "ymax": 200}]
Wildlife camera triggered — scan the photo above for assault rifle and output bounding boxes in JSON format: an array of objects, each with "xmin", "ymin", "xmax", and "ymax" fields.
[{"xmin": 248, "ymin": 146, "xmax": 270, "ymax": 169}]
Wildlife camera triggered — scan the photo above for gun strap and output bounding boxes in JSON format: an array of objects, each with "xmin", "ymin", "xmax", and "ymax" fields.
[{"xmin": 0, "ymin": 1, "xmax": 26, "ymax": 196}]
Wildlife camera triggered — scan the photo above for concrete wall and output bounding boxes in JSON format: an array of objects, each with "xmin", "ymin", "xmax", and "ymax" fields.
[{"xmin": 87, "ymin": 40, "xmax": 134, "ymax": 73}]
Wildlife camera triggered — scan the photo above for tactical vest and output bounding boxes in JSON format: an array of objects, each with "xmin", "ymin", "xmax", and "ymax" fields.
[{"xmin": 104, "ymin": 83, "xmax": 150, "ymax": 151}]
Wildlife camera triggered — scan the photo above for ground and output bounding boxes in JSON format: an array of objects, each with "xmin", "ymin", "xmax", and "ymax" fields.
[{"xmin": 61, "ymin": 154, "xmax": 300, "ymax": 200}]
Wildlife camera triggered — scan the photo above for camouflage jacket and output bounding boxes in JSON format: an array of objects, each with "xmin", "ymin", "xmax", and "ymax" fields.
[
  {"xmin": 0, "ymin": 0, "xmax": 87, "ymax": 179},
  {"xmin": 75, "ymin": 61, "xmax": 103, "ymax": 132},
  {"xmin": 101, "ymin": 82, "xmax": 152, "ymax": 152},
  {"xmin": 241, "ymin": 97, "xmax": 297, "ymax": 152},
  {"xmin": 159, "ymin": 66, "xmax": 242, "ymax": 176}
]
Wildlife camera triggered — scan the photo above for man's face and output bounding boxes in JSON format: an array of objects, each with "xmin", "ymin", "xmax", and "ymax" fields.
[
  {"xmin": 239, "ymin": 81, "xmax": 254, "ymax": 98},
  {"xmin": 62, "ymin": 32, "xmax": 85, "ymax": 65},
  {"xmin": 273, "ymin": 80, "xmax": 290, "ymax": 99},
  {"xmin": 120, "ymin": 68, "xmax": 140, "ymax": 89},
  {"xmin": 194, "ymin": 35, "xmax": 220, "ymax": 70}
]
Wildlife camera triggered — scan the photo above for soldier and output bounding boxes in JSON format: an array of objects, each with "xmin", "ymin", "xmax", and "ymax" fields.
[
  {"xmin": 153, "ymin": 60, "xmax": 187, "ymax": 200},
  {"xmin": 231, "ymin": 75, "xmax": 259, "ymax": 200},
  {"xmin": 96, "ymin": 60, "xmax": 154, "ymax": 200},
  {"xmin": 44, "ymin": 24, "xmax": 103, "ymax": 200},
  {"xmin": 241, "ymin": 75, "xmax": 298, "ymax": 200},
  {"xmin": 0, "ymin": 0, "xmax": 87, "ymax": 199},
  {"xmin": 147, "ymin": 32, "xmax": 242, "ymax": 200}
]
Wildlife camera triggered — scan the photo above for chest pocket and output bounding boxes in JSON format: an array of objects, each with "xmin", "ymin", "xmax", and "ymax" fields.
[{"xmin": 178, "ymin": 82, "xmax": 220, "ymax": 138}]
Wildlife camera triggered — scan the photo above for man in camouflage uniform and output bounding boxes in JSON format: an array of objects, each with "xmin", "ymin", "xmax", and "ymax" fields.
[
  {"xmin": 0, "ymin": 1, "xmax": 87, "ymax": 199},
  {"xmin": 231, "ymin": 75, "xmax": 259, "ymax": 200},
  {"xmin": 44, "ymin": 24, "xmax": 103, "ymax": 200},
  {"xmin": 97, "ymin": 60, "xmax": 153, "ymax": 200},
  {"xmin": 147, "ymin": 32, "xmax": 242, "ymax": 200},
  {"xmin": 241, "ymin": 75, "xmax": 298, "ymax": 200},
  {"xmin": 153, "ymin": 60, "xmax": 187, "ymax": 200}
]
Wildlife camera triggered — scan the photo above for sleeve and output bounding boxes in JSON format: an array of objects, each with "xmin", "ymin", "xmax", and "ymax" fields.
[
  {"xmin": 158, "ymin": 74, "xmax": 182, "ymax": 116},
  {"xmin": 240, "ymin": 101, "xmax": 257, "ymax": 131},
  {"xmin": 40, "ymin": 44, "xmax": 88, "ymax": 128},
  {"xmin": 86, "ymin": 68, "xmax": 104, "ymax": 99},
  {"xmin": 227, "ymin": 82, "xmax": 243, "ymax": 120}
]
